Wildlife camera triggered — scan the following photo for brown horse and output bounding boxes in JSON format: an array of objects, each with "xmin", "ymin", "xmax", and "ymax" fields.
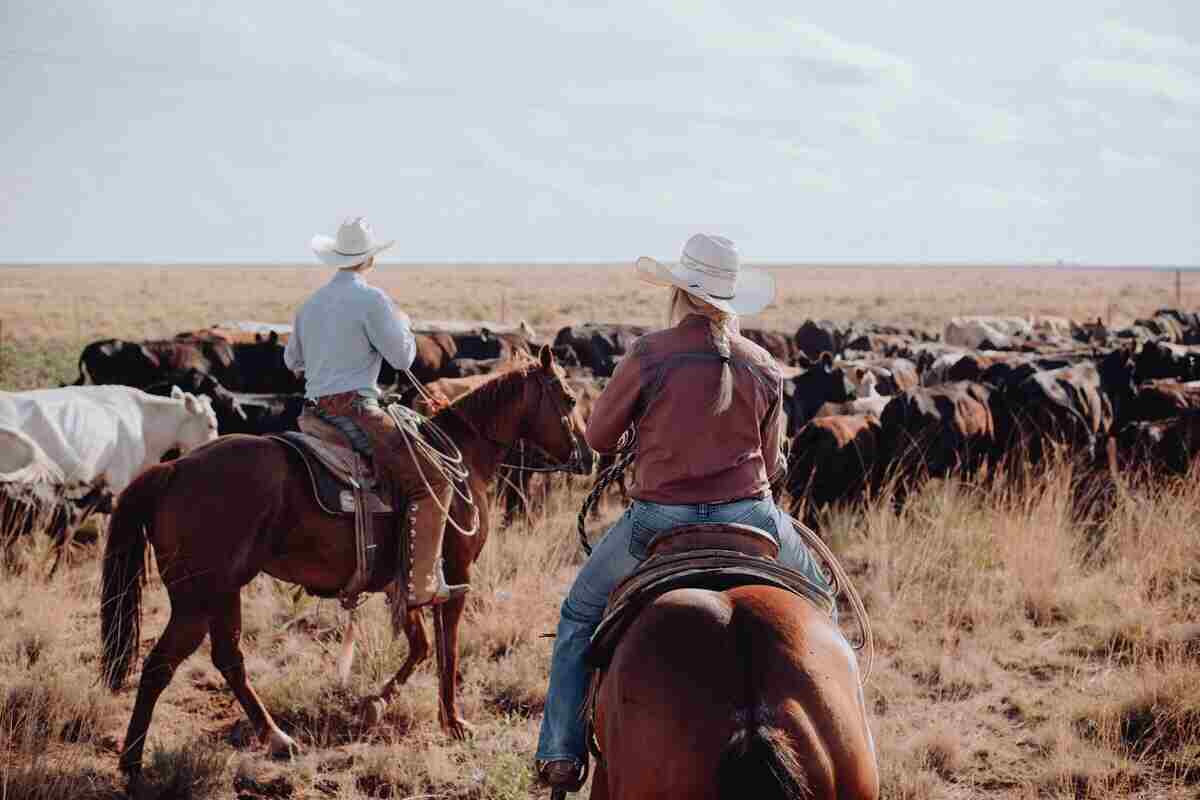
[
  {"xmin": 590, "ymin": 586, "xmax": 878, "ymax": 800},
  {"xmin": 100, "ymin": 346, "xmax": 592, "ymax": 779}
]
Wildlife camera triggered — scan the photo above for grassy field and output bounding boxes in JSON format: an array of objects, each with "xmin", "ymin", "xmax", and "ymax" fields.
[{"xmin": 1, "ymin": 265, "xmax": 1198, "ymax": 799}]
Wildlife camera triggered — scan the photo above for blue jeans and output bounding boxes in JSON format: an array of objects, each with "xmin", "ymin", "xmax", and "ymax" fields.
[{"xmin": 535, "ymin": 496, "xmax": 830, "ymax": 765}]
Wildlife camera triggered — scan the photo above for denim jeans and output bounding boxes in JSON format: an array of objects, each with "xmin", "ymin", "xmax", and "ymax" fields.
[{"xmin": 534, "ymin": 495, "xmax": 830, "ymax": 765}]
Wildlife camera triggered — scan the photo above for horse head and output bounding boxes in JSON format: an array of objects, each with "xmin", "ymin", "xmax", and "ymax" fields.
[{"xmin": 523, "ymin": 345, "xmax": 595, "ymax": 476}]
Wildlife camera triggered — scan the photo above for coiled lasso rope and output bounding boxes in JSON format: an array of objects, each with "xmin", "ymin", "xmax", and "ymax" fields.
[{"xmin": 382, "ymin": 370, "xmax": 479, "ymax": 537}]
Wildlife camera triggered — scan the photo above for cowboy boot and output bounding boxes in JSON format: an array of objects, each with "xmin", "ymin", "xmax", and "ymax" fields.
[{"xmin": 402, "ymin": 487, "xmax": 469, "ymax": 610}]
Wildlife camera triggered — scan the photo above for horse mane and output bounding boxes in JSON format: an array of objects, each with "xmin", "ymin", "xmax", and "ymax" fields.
[{"xmin": 430, "ymin": 351, "xmax": 541, "ymax": 438}]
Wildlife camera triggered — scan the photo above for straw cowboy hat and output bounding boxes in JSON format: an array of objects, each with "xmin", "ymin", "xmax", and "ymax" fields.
[
  {"xmin": 635, "ymin": 233, "xmax": 775, "ymax": 315},
  {"xmin": 311, "ymin": 217, "xmax": 395, "ymax": 268}
]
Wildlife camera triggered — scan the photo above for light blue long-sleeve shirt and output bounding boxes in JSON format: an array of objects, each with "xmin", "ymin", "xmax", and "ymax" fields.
[{"xmin": 283, "ymin": 270, "xmax": 416, "ymax": 399}]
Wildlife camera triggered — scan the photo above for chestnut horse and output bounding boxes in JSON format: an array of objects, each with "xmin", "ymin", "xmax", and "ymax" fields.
[
  {"xmin": 100, "ymin": 347, "xmax": 592, "ymax": 779},
  {"xmin": 590, "ymin": 585, "xmax": 878, "ymax": 800}
]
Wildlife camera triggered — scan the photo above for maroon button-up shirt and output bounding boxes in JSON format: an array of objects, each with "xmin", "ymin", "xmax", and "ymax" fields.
[{"xmin": 586, "ymin": 314, "xmax": 785, "ymax": 505}]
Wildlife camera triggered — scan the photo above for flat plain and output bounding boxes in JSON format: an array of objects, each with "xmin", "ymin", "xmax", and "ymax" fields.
[{"xmin": 1, "ymin": 264, "xmax": 1197, "ymax": 800}]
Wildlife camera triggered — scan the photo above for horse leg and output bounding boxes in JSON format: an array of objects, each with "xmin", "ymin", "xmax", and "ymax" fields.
[
  {"xmin": 209, "ymin": 593, "xmax": 299, "ymax": 759},
  {"xmin": 362, "ymin": 608, "xmax": 430, "ymax": 728},
  {"xmin": 118, "ymin": 609, "xmax": 209, "ymax": 778},
  {"xmin": 435, "ymin": 593, "xmax": 472, "ymax": 738}
]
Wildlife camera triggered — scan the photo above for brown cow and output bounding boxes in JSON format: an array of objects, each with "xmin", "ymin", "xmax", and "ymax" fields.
[
  {"xmin": 785, "ymin": 414, "xmax": 880, "ymax": 529},
  {"xmin": 876, "ymin": 381, "xmax": 995, "ymax": 504}
]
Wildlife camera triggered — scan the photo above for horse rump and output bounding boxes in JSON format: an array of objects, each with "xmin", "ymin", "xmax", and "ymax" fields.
[{"xmin": 717, "ymin": 721, "xmax": 811, "ymax": 800}]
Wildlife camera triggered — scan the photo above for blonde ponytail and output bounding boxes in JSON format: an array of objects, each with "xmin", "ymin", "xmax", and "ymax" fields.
[{"xmin": 667, "ymin": 288, "xmax": 737, "ymax": 415}]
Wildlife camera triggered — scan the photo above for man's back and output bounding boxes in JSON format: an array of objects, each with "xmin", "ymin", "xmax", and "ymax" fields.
[{"xmin": 287, "ymin": 271, "xmax": 415, "ymax": 399}]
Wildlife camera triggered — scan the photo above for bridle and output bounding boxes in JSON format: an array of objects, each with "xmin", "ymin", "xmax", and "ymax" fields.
[
  {"xmin": 499, "ymin": 369, "xmax": 590, "ymax": 475},
  {"xmin": 432, "ymin": 366, "xmax": 590, "ymax": 476}
]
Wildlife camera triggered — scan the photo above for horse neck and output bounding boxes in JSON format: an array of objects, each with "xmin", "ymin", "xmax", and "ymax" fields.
[{"xmin": 435, "ymin": 371, "xmax": 533, "ymax": 481}]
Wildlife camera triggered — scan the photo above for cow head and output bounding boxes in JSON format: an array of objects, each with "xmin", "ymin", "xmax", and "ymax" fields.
[
  {"xmin": 169, "ymin": 386, "xmax": 220, "ymax": 452},
  {"xmin": 785, "ymin": 352, "xmax": 853, "ymax": 436}
]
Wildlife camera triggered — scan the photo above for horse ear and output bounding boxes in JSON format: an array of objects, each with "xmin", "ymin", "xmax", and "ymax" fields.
[{"xmin": 539, "ymin": 344, "xmax": 554, "ymax": 369}]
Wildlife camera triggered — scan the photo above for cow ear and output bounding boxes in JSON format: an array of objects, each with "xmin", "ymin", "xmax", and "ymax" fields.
[
  {"xmin": 170, "ymin": 385, "xmax": 185, "ymax": 400},
  {"xmin": 539, "ymin": 344, "xmax": 554, "ymax": 369}
]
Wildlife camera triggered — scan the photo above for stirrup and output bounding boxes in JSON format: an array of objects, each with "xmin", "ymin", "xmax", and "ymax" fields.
[{"xmin": 407, "ymin": 563, "xmax": 470, "ymax": 609}]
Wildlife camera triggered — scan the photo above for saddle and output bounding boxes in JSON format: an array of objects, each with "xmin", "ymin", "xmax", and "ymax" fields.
[
  {"xmin": 585, "ymin": 523, "xmax": 835, "ymax": 670},
  {"xmin": 268, "ymin": 427, "xmax": 394, "ymax": 609},
  {"xmin": 268, "ymin": 432, "xmax": 392, "ymax": 516}
]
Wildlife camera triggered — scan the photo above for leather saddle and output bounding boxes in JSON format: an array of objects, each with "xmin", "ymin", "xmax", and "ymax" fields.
[
  {"xmin": 585, "ymin": 522, "xmax": 834, "ymax": 670},
  {"xmin": 268, "ymin": 432, "xmax": 392, "ymax": 516}
]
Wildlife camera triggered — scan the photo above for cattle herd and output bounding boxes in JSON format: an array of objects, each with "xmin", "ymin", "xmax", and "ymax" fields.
[{"xmin": 3, "ymin": 307, "xmax": 1200, "ymax": 552}]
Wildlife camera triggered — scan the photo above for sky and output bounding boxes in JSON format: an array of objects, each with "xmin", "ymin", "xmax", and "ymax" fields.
[{"xmin": 2, "ymin": 1, "xmax": 1198, "ymax": 264}]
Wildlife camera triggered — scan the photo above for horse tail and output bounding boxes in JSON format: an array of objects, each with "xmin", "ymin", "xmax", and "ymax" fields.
[
  {"xmin": 717, "ymin": 721, "xmax": 810, "ymax": 800},
  {"xmin": 717, "ymin": 608, "xmax": 811, "ymax": 800},
  {"xmin": 100, "ymin": 463, "xmax": 172, "ymax": 691}
]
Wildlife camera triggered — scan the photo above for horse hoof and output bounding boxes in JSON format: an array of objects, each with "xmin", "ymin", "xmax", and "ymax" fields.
[
  {"xmin": 362, "ymin": 697, "xmax": 388, "ymax": 729},
  {"xmin": 442, "ymin": 716, "xmax": 476, "ymax": 740},
  {"xmin": 267, "ymin": 730, "xmax": 300, "ymax": 760}
]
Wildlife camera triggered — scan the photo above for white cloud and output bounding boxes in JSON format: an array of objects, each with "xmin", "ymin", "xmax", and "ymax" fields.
[
  {"xmin": 1092, "ymin": 20, "xmax": 1197, "ymax": 59},
  {"xmin": 327, "ymin": 40, "xmax": 409, "ymax": 86},
  {"xmin": 1100, "ymin": 148, "xmax": 1163, "ymax": 171},
  {"xmin": 1062, "ymin": 58, "xmax": 1200, "ymax": 106}
]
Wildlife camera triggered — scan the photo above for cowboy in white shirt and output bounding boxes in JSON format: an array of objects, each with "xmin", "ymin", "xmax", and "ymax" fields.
[{"xmin": 285, "ymin": 217, "xmax": 468, "ymax": 610}]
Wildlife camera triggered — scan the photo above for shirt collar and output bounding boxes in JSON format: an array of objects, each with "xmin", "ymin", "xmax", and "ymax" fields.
[{"xmin": 331, "ymin": 269, "xmax": 366, "ymax": 286}]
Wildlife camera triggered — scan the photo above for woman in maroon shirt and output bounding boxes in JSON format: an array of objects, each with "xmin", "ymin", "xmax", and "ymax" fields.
[{"xmin": 535, "ymin": 234, "xmax": 830, "ymax": 791}]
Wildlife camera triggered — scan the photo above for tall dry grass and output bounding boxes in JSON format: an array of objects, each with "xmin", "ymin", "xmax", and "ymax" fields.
[{"xmin": 0, "ymin": 464, "xmax": 1196, "ymax": 798}]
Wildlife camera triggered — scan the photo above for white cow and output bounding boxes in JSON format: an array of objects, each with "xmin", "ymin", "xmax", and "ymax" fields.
[
  {"xmin": 944, "ymin": 316, "xmax": 1033, "ymax": 350},
  {"xmin": 0, "ymin": 385, "xmax": 217, "ymax": 496}
]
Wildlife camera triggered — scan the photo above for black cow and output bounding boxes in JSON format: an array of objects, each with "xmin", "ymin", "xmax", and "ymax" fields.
[
  {"xmin": 1134, "ymin": 340, "xmax": 1200, "ymax": 382},
  {"xmin": 143, "ymin": 370, "xmax": 247, "ymax": 433},
  {"xmin": 229, "ymin": 332, "xmax": 303, "ymax": 393},
  {"xmin": 794, "ymin": 320, "xmax": 845, "ymax": 361},
  {"xmin": 554, "ymin": 324, "xmax": 648, "ymax": 377},
  {"xmin": 75, "ymin": 336, "xmax": 234, "ymax": 387},
  {"xmin": 782, "ymin": 353, "xmax": 853, "ymax": 437}
]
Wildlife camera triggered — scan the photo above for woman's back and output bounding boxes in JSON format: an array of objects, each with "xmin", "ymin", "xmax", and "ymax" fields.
[{"xmin": 586, "ymin": 313, "xmax": 785, "ymax": 505}]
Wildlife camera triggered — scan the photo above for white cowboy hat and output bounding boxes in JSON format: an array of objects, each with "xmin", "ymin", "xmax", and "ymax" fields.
[
  {"xmin": 634, "ymin": 233, "xmax": 775, "ymax": 315},
  {"xmin": 311, "ymin": 217, "xmax": 395, "ymax": 268}
]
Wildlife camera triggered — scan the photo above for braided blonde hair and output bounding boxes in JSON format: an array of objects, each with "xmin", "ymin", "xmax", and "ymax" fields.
[{"xmin": 668, "ymin": 287, "xmax": 739, "ymax": 415}]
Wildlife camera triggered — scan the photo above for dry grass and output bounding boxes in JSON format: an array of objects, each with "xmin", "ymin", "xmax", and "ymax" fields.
[{"xmin": 1, "ymin": 266, "xmax": 1199, "ymax": 798}]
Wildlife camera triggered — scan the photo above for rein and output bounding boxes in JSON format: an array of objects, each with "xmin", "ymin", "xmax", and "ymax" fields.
[{"xmin": 426, "ymin": 367, "xmax": 588, "ymax": 476}]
